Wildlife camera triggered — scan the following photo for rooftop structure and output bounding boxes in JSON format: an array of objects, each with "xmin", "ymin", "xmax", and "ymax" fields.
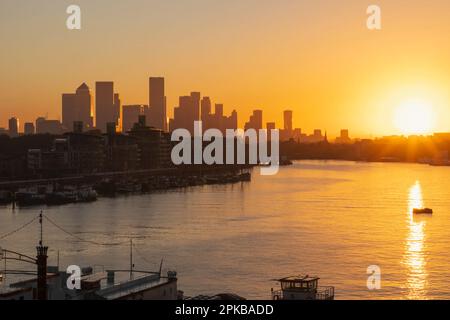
[{"xmin": 271, "ymin": 274, "xmax": 335, "ymax": 300}]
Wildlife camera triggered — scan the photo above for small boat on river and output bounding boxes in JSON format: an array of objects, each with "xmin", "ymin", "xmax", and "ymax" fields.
[{"xmin": 413, "ymin": 208, "xmax": 433, "ymax": 215}]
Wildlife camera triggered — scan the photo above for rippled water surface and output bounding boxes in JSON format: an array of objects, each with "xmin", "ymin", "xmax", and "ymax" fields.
[{"xmin": 1, "ymin": 161, "xmax": 450, "ymax": 299}]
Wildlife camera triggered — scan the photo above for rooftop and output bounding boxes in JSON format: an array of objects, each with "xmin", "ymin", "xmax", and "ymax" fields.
[
  {"xmin": 94, "ymin": 271, "xmax": 171, "ymax": 300},
  {"xmin": 277, "ymin": 275, "xmax": 320, "ymax": 283}
]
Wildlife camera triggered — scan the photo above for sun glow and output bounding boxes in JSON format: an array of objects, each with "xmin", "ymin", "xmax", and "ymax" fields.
[{"xmin": 394, "ymin": 99, "xmax": 436, "ymax": 136}]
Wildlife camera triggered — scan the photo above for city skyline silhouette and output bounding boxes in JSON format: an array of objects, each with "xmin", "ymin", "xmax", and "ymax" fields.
[{"xmin": 1, "ymin": 1, "xmax": 450, "ymax": 136}]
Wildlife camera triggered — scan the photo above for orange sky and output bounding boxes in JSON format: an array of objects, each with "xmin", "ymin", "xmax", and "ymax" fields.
[{"xmin": 1, "ymin": 0, "xmax": 449, "ymax": 137}]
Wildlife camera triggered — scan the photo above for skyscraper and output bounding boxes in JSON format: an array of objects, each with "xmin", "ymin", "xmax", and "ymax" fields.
[
  {"xmin": 284, "ymin": 110, "xmax": 293, "ymax": 132},
  {"xmin": 62, "ymin": 83, "xmax": 93, "ymax": 131},
  {"xmin": 24, "ymin": 122, "xmax": 35, "ymax": 135},
  {"xmin": 170, "ymin": 93, "xmax": 201, "ymax": 135},
  {"xmin": 8, "ymin": 117, "xmax": 19, "ymax": 137},
  {"xmin": 148, "ymin": 77, "xmax": 167, "ymax": 131},
  {"xmin": 215, "ymin": 104, "xmax": 224, "ymax": 118},
  {"xmin": 95, "ymin": 82, "xmax": 115, "ymax": 133},
  {"xmin": 201, "ymin": 97, "xmax": 211, "ymax": 123},
  {"xmin": 122, "ymin": 105, "xmax": 145, "ymax": 133},
  {"xmin": 267, "ymin": 122, "xmax": 276, "ymax": 131},
  {"xmin": 62, "ymin": 93, "xmax": 76, "ymax": 130},
  {"xmin": 336, "ymin": 129, "xmax": 351, "ymax": 144},
  {"xmin": 76, "ymin": 83, "xmax": 93, "ymax": 129},
  {"xmin": 245, "ymin": 110, "xmax": 263, "ymax": 131},
  {"xmin": 35, "ymin": 117, "xmax": 64, "ymax": 135},
  {"xmin": 190, "ymin": 92, "xmax": 201, "ymax": 123}
]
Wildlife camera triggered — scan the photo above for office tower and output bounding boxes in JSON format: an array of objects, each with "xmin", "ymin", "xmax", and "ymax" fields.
[
  {"xmin": 244, "ymin": 110, "xmax": 263, "ymax": 131},
  {"xmin": 95, "ymin": 81, "xmax": 115, "ymax": 133},
  {"xmin": 76, "ymin": 83, "xmax": 93, "ymax": 129},
  {"xmin": 62, "ymin": 93, "xmax": 76, "ymax": 130},
  {"xmin": 62, "ymin": 83, "xmax": 93, "ymax": 131},
  {"xmin": 170, "ymin": 93, "xmax": 237, "ymax": 135},
  {"xmin": 201, "ymin": 97, "xmax": 211, "ymax": 123},
  {"xmin": 35, "ymin": 117, "xmax": 64, "ymax": 135},
  {"xmin": 8, "ymin": 117, "xmax": 19, "ymax": 137},
  {"xmin": 293, "ymin": 128, "xmax": 302, "ymax": 141},
  {"xmin": 254, "ymin": 110, "xmax": 263, "ymax": 130},
  {"xmin": 267, "ymin": 122, "xmax": 276, "ymax": 131},
  {"xmin": 215, "ymin": 104, "xmax": 224, "ymax": 118},
  {"xmin": 336, "ymin": 129, "xmax": 351, "ymax": 144},
  {"xmin": 284, "ymin": 110, "xmax": 293, "ymax": 132},
  {"xmin": 148, "ymin": 77, "xmax": 167, "ymax": 131},
  {"xmin": 35, "ymin": 117, "xmax": 46, "ymax": 134},
  {"xmin": 171, "ymin": 94, "xmax": 197, "ymax": 134},
  {"xmin": 213, "ymin": 104, "xmax": 224, "ymax": 131},
  {"xmin": 181, "ymin": 95, "xmax": 194, "ymax": 133},
  {"xmin": 24, "ymin": 122, "xmax": 35, "ymax": 135},
  {"xmin": 190, "ymin": 92, "xmax": 201, "ymax": 122},
  {"xmin": 122, "ymin": 105, "xmax": 144, "ymax": 133},
  {"xmin": 228, "ymin": 110, "xmax": 238, "ymax": 131},
  {"xmin": 314, "ymin": 129, "xmax": 322, "ymax": 137}
]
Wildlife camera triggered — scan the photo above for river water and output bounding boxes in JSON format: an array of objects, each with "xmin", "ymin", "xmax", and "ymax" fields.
[{"xmin": 1, "ymin": 160, "xmax": 450, "ymax": 299}]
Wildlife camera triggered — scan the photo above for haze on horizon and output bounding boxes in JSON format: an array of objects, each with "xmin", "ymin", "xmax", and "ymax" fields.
[{"xmin": 0, "ymin": 0, "xmax": 449, "ymax": 137}]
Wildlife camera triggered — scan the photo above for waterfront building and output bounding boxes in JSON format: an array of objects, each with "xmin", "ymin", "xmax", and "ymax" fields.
[
  {"xmin": 104, "ymin": 132, "xmax": 139, "ymax": 172},
  {"xmin": 64, "ymin": 131, "xmax": 106, "ymax": 174},
  {"xmin": 129, "ymin": 115, "xmax": 172, "ymax": 169}
]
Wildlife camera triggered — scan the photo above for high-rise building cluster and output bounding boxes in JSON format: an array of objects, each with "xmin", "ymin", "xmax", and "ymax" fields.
[{"xmin": 1, "ymin": 75, "xmax": 344, "ymax": 145}]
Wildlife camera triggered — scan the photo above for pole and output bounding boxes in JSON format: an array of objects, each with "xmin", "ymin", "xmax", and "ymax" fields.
[
  {"xmin": 36, "ymin": 211, "xmax": 48, "ymax": 300},
  {"xmin": 130, "ymin": 238, "xmax": 133, "ymax": 280},
  {"xmin": 39, "ymin": 210, "xmax": 43, "ymax": 246}
]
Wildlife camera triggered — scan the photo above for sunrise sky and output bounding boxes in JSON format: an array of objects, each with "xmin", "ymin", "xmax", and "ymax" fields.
[{"xmin": 1, "ymin": 0, "xmax": 449, "ymax": 137}]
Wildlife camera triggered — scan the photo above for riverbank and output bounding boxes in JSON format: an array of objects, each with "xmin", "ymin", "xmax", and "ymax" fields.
[{"xmin": 0, "ymin": 166, "xmax": 252, "ymax": 207}]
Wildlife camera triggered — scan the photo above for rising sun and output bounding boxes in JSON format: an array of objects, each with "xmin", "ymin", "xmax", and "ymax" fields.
[{"xmin": 394, "ymin": 99, "xmax": 435, "ymax": 135}]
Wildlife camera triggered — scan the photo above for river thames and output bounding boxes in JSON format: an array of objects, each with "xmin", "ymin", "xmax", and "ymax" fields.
[{"xmin": 1, "ymin": 160, "xmax": 450, "ymax": 299}]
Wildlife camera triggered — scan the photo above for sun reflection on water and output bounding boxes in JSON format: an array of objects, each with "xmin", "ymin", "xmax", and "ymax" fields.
[{"xmin": 403, "ymin": 181, "xmax": 428, "ymax": 299}]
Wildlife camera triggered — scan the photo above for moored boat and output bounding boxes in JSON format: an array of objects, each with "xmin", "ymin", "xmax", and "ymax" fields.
[{"xmin": 0, "ymin": 190, "xmax": 13, "ymax": 204}]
